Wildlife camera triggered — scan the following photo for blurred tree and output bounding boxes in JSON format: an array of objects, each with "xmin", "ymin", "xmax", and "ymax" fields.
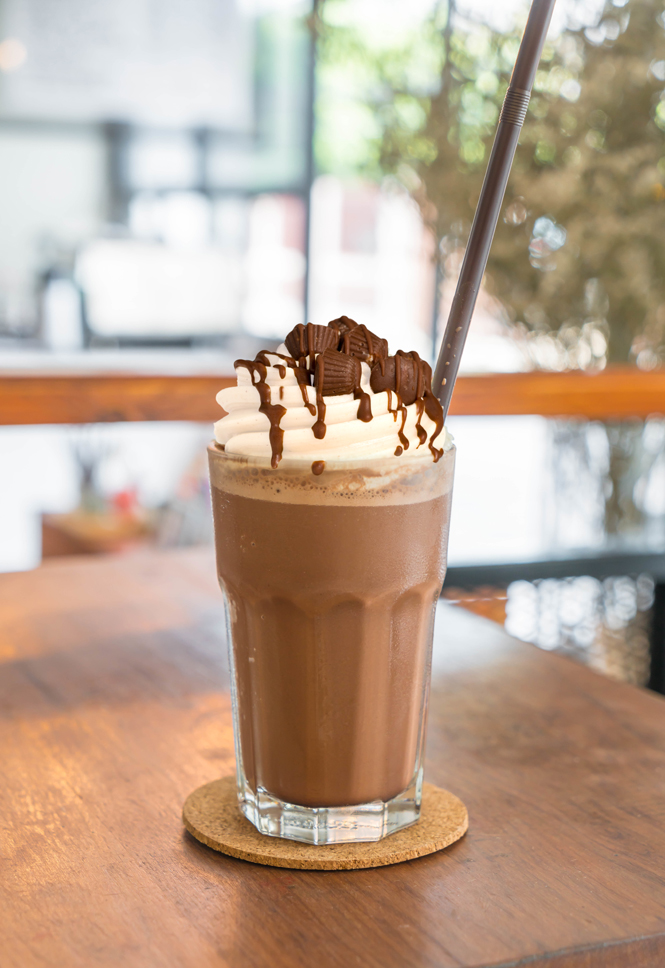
[
  {"xmin": 315, "ymin": 0, "xmax": 665, "ymax": 539},
  {"xmin": 486, "ymin": 0, "xmax": 665, "ymax": 369},
  {"xmin": 317, "ymin": 0, "xmax": 665, "ymax": 368}
]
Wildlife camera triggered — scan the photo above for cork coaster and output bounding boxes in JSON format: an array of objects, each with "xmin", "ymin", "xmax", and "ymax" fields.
[{"xmin": 182, "ymin": 776, "xmax": 468, "ymax": 870}]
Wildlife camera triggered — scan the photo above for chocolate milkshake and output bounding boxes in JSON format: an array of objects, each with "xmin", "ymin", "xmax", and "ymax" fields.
[{"xmin": 210, "ymin": 317, "xmax": 455, "ymax": 844}]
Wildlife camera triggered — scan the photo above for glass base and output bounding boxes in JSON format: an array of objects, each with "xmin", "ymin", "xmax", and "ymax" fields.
[{"xmin": 237, "ymin": 769, "xmax": 423, "ymax": 845}]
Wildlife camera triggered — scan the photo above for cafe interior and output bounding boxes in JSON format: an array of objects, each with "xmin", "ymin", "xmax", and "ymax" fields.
[{"xmin": 2, "ymin": 0, "xmax": 665, "ymax": 965}]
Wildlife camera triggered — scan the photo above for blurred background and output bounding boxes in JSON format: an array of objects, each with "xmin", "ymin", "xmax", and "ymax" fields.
[{"xmin": 2, "ymin": 0, "xmax": 665, "ymax": 688}]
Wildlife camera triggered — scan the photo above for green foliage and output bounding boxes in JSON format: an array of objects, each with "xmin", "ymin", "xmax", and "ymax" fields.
[
  {"xmin": 317, "ymin": 0, "xmax": 665, "ymax": 367},
  {"xmin": 314, "ymin": 1, "xmax": 448, "ymax": 178}
]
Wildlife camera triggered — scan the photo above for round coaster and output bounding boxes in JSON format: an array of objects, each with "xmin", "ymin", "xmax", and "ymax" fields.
[{"xmin": 182, "ymin": 776, "xmax": 468, "ymax": 870}]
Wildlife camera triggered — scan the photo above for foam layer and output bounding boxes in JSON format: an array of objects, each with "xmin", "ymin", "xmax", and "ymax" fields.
[{"xmin": 208, "ymin": 444, "xmax": 455, "ymax": 507}]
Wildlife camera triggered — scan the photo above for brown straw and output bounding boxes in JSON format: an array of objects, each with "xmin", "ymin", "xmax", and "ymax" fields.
[{"xmin": 433, "ymin": 0, "xmax": 557, "ymax": 414}]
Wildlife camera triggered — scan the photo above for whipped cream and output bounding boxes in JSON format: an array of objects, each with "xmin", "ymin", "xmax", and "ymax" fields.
[{"xmin": 214, "ymin": 324, "xmax": 452, "ymax": 467}]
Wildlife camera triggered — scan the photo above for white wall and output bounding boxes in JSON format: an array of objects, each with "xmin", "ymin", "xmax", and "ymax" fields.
[
  {"xmin": 308, "ymin": 176, "xmax": 435, "ymax": 359},
  {"xmin": 0, "ymin": 126, "xmax": 105, "ymax": 329}
]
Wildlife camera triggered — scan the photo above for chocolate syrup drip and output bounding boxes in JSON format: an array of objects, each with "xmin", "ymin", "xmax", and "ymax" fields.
[
  {"xmin": 313, "ymin": 351, "xmax": 328, "ymax": 439},
  {"xmin": 265, "ymin": 350, "xmax": 315, "ymax": 416},
  {"xmin": 311, "ymin": 460, "xmax": 326, "ymax": 476},
  {"xmin": 370, "ymin": 349, "xmax": 444, "ymax": 457},
  {"xmin": 354, "ymin": 386, "xmax": 373, "ymax": 422},
  {"xmin": 235, "ymin": 356, "xmax": 287, "ymax": 468},
  {"xmin": 414, "ymin": 400, "xmax": 428, "ymax": 448},
  {"xmin": 298, "ymin": 381, "xmax": 316, "ymax": 416},
  {"xmin": 397, "ymin": 406, "xmax": 409, "ymax": 450},
  {"xmin": 423, "ymin": 389, "xmax": 445, "ymax": 461},
  {"xmin": 394, "ymin": 445, "xmax": 403, "ymax": 457},
  {"xmin": 382, "ymin": 369, "xmax": 409, "ymax": 449}
]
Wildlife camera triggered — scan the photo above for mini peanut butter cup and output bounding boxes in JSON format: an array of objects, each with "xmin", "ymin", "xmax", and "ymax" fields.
[
  {"xmin": 370, "ymin": 351, "xmax": 432, "ymax": 406},
  {"xmin": 332, "ymin": 321, "xmax": 388, "ymax": 364},
  {"xmin": 315, "ymin": 349, "xmax": 362, "ymax": 396},
  {"xmin": 285, "ymin": 323, "xmax": 339, "ymax": 361},
  {"xmin": 328, "ymin": 315, "xmax": 358, "ymax": 337}
]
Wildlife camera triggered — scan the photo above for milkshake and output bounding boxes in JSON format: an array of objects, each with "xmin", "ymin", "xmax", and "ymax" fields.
[{"xmin": 210, "ymin": 317, "xmax": 455, "ymax": 844}]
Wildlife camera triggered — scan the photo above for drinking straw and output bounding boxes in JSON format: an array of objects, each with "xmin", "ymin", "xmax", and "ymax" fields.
[{"xmin": 433, "ymin": 0, "xmax": 557, "ymax": 414}]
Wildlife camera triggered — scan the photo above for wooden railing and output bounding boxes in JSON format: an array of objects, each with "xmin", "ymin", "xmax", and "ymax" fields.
[
  {"xmin": 2, "ymin": 365, "xmax": 665, "ymax": 424},
  {"xmin": 0, "ymin": 374, "xmax": 234, "ymax": 425}
]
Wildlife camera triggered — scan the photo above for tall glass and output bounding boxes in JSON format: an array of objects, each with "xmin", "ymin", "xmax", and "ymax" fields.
[{"xmin": 208, "ymin": 444, "xmax": 455, "ymax": 845}]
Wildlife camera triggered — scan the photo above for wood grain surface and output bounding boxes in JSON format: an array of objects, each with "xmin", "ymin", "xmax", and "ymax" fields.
[
  {"xmin": 1, "ymin": 549, "xmax": 664, "ymax": 968},
  {"xmin": 3, "ymin": 365, "xmax": 665, "ymax": 425}
]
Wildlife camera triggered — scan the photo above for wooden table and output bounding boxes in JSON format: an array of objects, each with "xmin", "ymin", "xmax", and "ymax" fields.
[{"xmin": 2, "ymin": 550, "xmax": 664, "ymax": 968}]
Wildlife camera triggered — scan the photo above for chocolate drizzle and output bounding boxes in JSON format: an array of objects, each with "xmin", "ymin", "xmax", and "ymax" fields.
[
  {"xmin": 266, "ymin": 350, "xmax": 314, "ymax": 416},
  {"xmin": 397, "ymin": 406, "xmax": 410, "ymax": 450},
  {"xmin": 233, "ymin": 318, "xmax": 446, "ymax": 467},
  {"xmin": 234, "ymin": 356, "xmax": 287, "ymax": 469},
  {"xmin": 354, "ymin": 386, "xmax": 373, "ymax": 422},
  {"xmin": 414, "ymin": 402, "xmax": 428, "ymax": 448},
  {"xmin": 384, "ymin": 387, "xmax": 406, "ymax": 444},
  {"xmin": 373, "ymin": 356, "xmax": 409, "ymax": 450},
  {"xmin": 423, "ymin": 389, "xmax": 445, "ymax": 461},
  {"xmin": 371, "ymin": 350, "xmax": 444, "ymax": 461},
  {"xmin": 312, "ymin": 351, "xmax": 328, "ymax": 439}
]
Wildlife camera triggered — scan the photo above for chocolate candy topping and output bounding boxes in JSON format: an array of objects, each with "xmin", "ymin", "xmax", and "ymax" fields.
[
  {"xmin": 285, "ymin": 323, "xmax": 339, "ymax": 368},
  {"xmin": 328, "ymin": 315, "xmax": 388, "ymax": 363},
  {"xmin": 314, "ymin": 349, "xmax": 362, "ymax": 396},
  {"xmin": 328, "ymin": 315, "xmax": 357, "ymax": 337},
  {"xmin": 234, "ymin": 318, "xmax": 446, "ymax": 466},
  {"xmin": 370, "ymin": 350, "xmax": 444, "ymax": 459},
  {"xmin": 370, "ymin": 351, "xmax": 431, "ymax": 406},
  {"xmin": 343, "ymin": 326, "xmax": 388, "ymax": 363}
]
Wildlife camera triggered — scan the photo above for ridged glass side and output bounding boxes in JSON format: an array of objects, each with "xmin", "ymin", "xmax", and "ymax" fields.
[
  {"xmin": 236, "ymin": 766, "xmax": 423, "ymax": 846},
  {"xmin": 223, "ymin": 591, "xmax": 438, "ymax": 845},
  {"xmin": 210, "ymin": 446, "xmax": 454, "ymax": 845}
]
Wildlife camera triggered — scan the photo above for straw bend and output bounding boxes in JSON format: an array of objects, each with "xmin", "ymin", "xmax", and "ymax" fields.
[
  {"xmin": 500, "ymin": 88, "xmax": 531, "ymax": 126},
  {"xmin": 433, "ymin": 0, "xmax": 557, "ymax": 415}
]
